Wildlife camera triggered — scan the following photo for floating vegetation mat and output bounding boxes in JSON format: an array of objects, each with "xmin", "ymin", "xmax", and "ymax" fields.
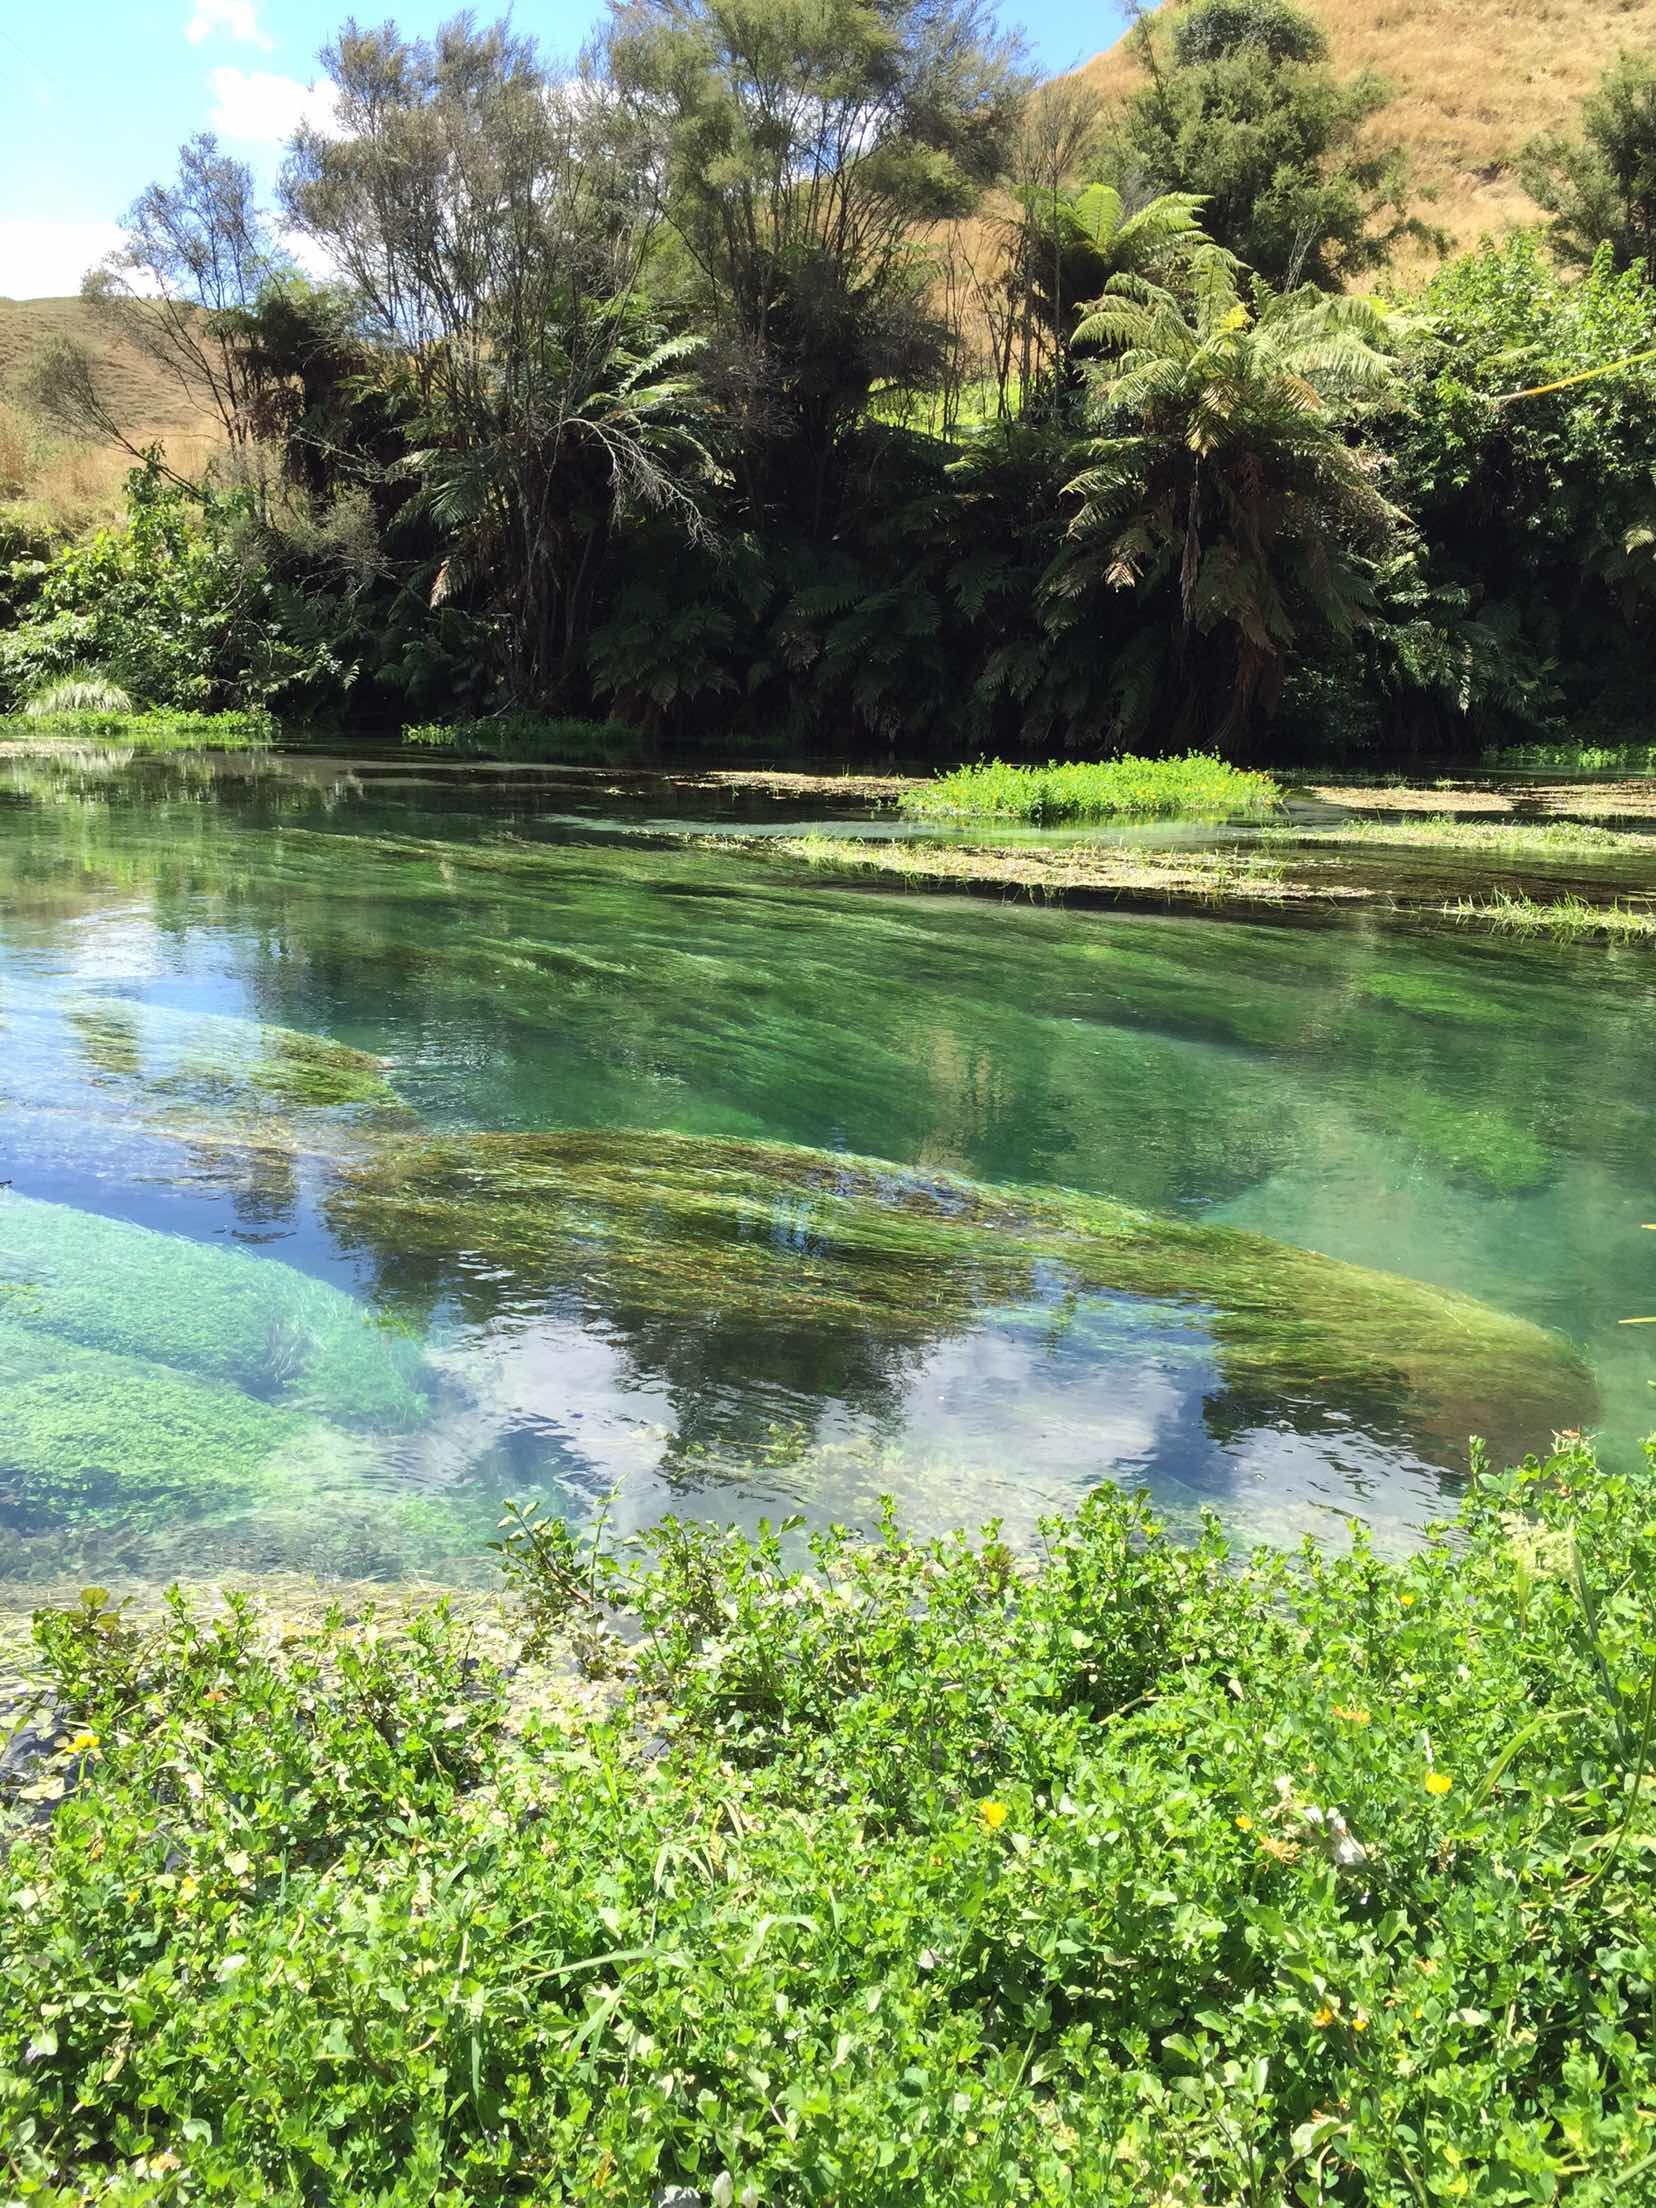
[{"xmin": 1443, "ymin": 890, "xmax": 1656, "ymax": 940}]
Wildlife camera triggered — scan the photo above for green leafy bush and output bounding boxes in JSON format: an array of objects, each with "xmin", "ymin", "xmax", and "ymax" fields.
[
  {"xmin": 899, "ymin": 753, "xmax": 1283, "ymax": 822},
  {"xmin": 5, "ymin": 1436, "xmax": 1655, "ymax": 2200},
  {"xmin": 22, "ymin": 676, "xmax": 133, "ymax": 715}
]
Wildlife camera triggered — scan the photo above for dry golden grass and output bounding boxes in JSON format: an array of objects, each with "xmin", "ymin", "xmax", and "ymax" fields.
[
  {"xmin": 1081, "ymin": 0, "xmax": 1656, "ymax": 271},
  {"xmin": 0, "ymin": 294, "xmax": 224, "ymax": 536}
]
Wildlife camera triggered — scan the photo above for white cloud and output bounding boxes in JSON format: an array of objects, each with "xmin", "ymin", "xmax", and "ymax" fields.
[
  {"xmin": 186, "ymin": 0, "xmax": 273, "ymax": 49},
  {"xmin": 208, "ymin": 67, "xmax": 338, "ymax": 148},
  {"xmin": 0, "ymin": 218, "xmax": 124, "ymax": 301},
  {"xmin": 279, "ymin": 226, "xmax": 340, "ymax": 282}
]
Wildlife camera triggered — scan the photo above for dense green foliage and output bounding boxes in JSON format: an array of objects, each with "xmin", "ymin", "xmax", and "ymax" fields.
[
  {"xmin": 1523, "ymin": 54, "xmax": 1656, "ymax": 286},
  {"xmin": 2, "ymin": 1441, "xmax": 1653, "ymax": 2200},
  {"xmin": 1486, "ymin": 740, "xmax": 1656, "ymax": 772},
  {"xmin": 1103, "ymin": 0, "xmax": 1431, "ymax": 288},
  {"xmin": 4, "ymin": 18, "xmax": 1656, "ymax": 757},
  {"xmin": 898, "ymin": 752, "xmax": 1281, "ymax": 820},
  {"xmin": 1364, "ymin": 236, "xmax": 1656, "ymax": 753},
  {"xmin": 0, "ymin": 709, "xmax": 274, "ymax": 750}
]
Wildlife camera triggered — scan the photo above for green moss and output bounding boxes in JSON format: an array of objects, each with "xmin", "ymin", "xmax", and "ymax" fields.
[
  {"xmin": 0, "ymin": 1197, "xmax": 430, "ymax": 1429},
  {"xmin": 329, "ymin": 1129, "xmax": 1591, "ymax": 1469}
]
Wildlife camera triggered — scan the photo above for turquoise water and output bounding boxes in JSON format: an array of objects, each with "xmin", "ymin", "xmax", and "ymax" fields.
[{"xmin": 0, "ymin": 749, "xmax": 1648, "ymax": 1587}]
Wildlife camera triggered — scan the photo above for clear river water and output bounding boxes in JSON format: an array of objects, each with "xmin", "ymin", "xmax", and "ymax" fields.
[{"xmin": 0, "ymin": 747, "xmax": 1649, "ymax": 1591}]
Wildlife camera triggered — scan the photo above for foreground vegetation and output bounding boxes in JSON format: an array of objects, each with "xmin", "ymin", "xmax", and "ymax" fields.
[
  {"xmin": 2, "ymin": 1439, "xmax": 1652, "ymax": 2200},
  {"xmin": 0, "ymin": 709, "xmax": 273, "ymax": 753},
  {"xmin": 896, "ymin": 756, "xmax": 1283, "ymax": 823}
]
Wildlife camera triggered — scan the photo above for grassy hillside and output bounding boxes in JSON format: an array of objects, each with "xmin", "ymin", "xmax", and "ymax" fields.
[
  {"xmin": 1082, "ymin": 0, "xmax": 1656, "ymax": 265},
  {"xmin": 0, "ymin": 295, "xmax": 220, "ymax": 537}
]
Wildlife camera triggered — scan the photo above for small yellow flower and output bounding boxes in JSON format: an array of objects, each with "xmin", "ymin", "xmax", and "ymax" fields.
[
  {"xmin": 1313, "ymin": 2005, "xmax": 1335, "ymax": 2028},
  {"xmin": 1424, "ymin": 1771, "xmax": 1452, "ymax": 1796},
  {"xmin": 1234, "ymin": 1813, "xmax": 1254, "ymax": 1831},
  {"xmin": 978, "ymin": 1799, "xmax": 1009, "ymax": 1832},
  {"xmin": 1351, "ymin": 2011, "xmax": 1369, "ymax": 2032},
  {"xmin": 64, "ymin": 1730, "xmax": 99, "ymax": 1754},
  {"xmin": 1399, "ymin": 1593, "xmax": 1417, "ymax": 1608},
  {"xmin": 1331, "ymin": 1705, "xmax": 1371, "ymax": 1725}
]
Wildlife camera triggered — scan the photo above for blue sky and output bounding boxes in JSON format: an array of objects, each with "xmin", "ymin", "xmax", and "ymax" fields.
[{"xmin": 0, "ymin": 0, "xmax": 1131, "ymax": 298}]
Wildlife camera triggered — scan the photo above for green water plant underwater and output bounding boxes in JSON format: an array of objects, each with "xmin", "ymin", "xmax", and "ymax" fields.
[
  {"xmin": 0, "ymin": 1192, "xmax": 440, "ymax": 1571},
  {"xmin": 328, "ymin": 1127, "xmax": 1592, "ymax": 1470},
  {"xmin": 0, "ymin": 1198, "xmax": 428, "ymax": 1429}
]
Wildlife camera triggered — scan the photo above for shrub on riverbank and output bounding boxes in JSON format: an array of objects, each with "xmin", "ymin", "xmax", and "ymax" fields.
[
  {"xmin": 3, "ymin": 1436, "xmax": 1653, "ymax": 2201},
  {"xmin": 0, "ymin": 709, "xmax": 274, "ymax": 751},
  {"xmin": 899, "ymin": 754, "xmax": 1282, "ymax": 823}
]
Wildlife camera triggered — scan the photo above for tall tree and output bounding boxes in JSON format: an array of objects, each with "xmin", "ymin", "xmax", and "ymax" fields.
[
  {"xmin": 1104, "ymin": 0, "xmax": 1429, "ymax": 289},
  {"xmin": 606, "ymin": 0, "xmax": 1027, "ymax": 528},
  {"xmin": 993, "ymin": 180, "xmax": 1207, "ymax": 412},
  {"xmin": 1523, "ymin": 54, "xmax": 1656, "ymax": 286},
  {"xmin": 283, "ymin": 15, "xmax": 719, "ymax": 704},
  {"xmin": 30, "ymin": 135, "xmax": 287, "ymax": 477},
  {"xmin": 1051, "ymin": 246, "xmax": 1404, "ymax": 743}
]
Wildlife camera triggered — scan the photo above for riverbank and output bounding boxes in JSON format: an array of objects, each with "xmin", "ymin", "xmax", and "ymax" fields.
[
  {"xmin": 0, "ymin": 710, "xmax": 275, "ymax": 752},
  {"xmin": 3, "ymin": 1436, "xmax": 1651, "ymax": 2201}
]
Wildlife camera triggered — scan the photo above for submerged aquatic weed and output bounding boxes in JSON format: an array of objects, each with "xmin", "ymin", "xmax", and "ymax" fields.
[
  {"xmin": 326, "ymin": 1127, "xmax": 1592, "ymax": 1468},
  {"xmin": 897, "ymin": 753, "xmax": 1282, "ymax": 824},
  {"xmin": 0, "ymin": 1196, "xmax": 429, "ymax": 1428},
  {"xmin": 4, "ymin": 1440, "xmax": 1656, "ymax": 2198},
  {"xmin": 0, "ymin": 1327, "xmax": 308, "ymax": 1531}
]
